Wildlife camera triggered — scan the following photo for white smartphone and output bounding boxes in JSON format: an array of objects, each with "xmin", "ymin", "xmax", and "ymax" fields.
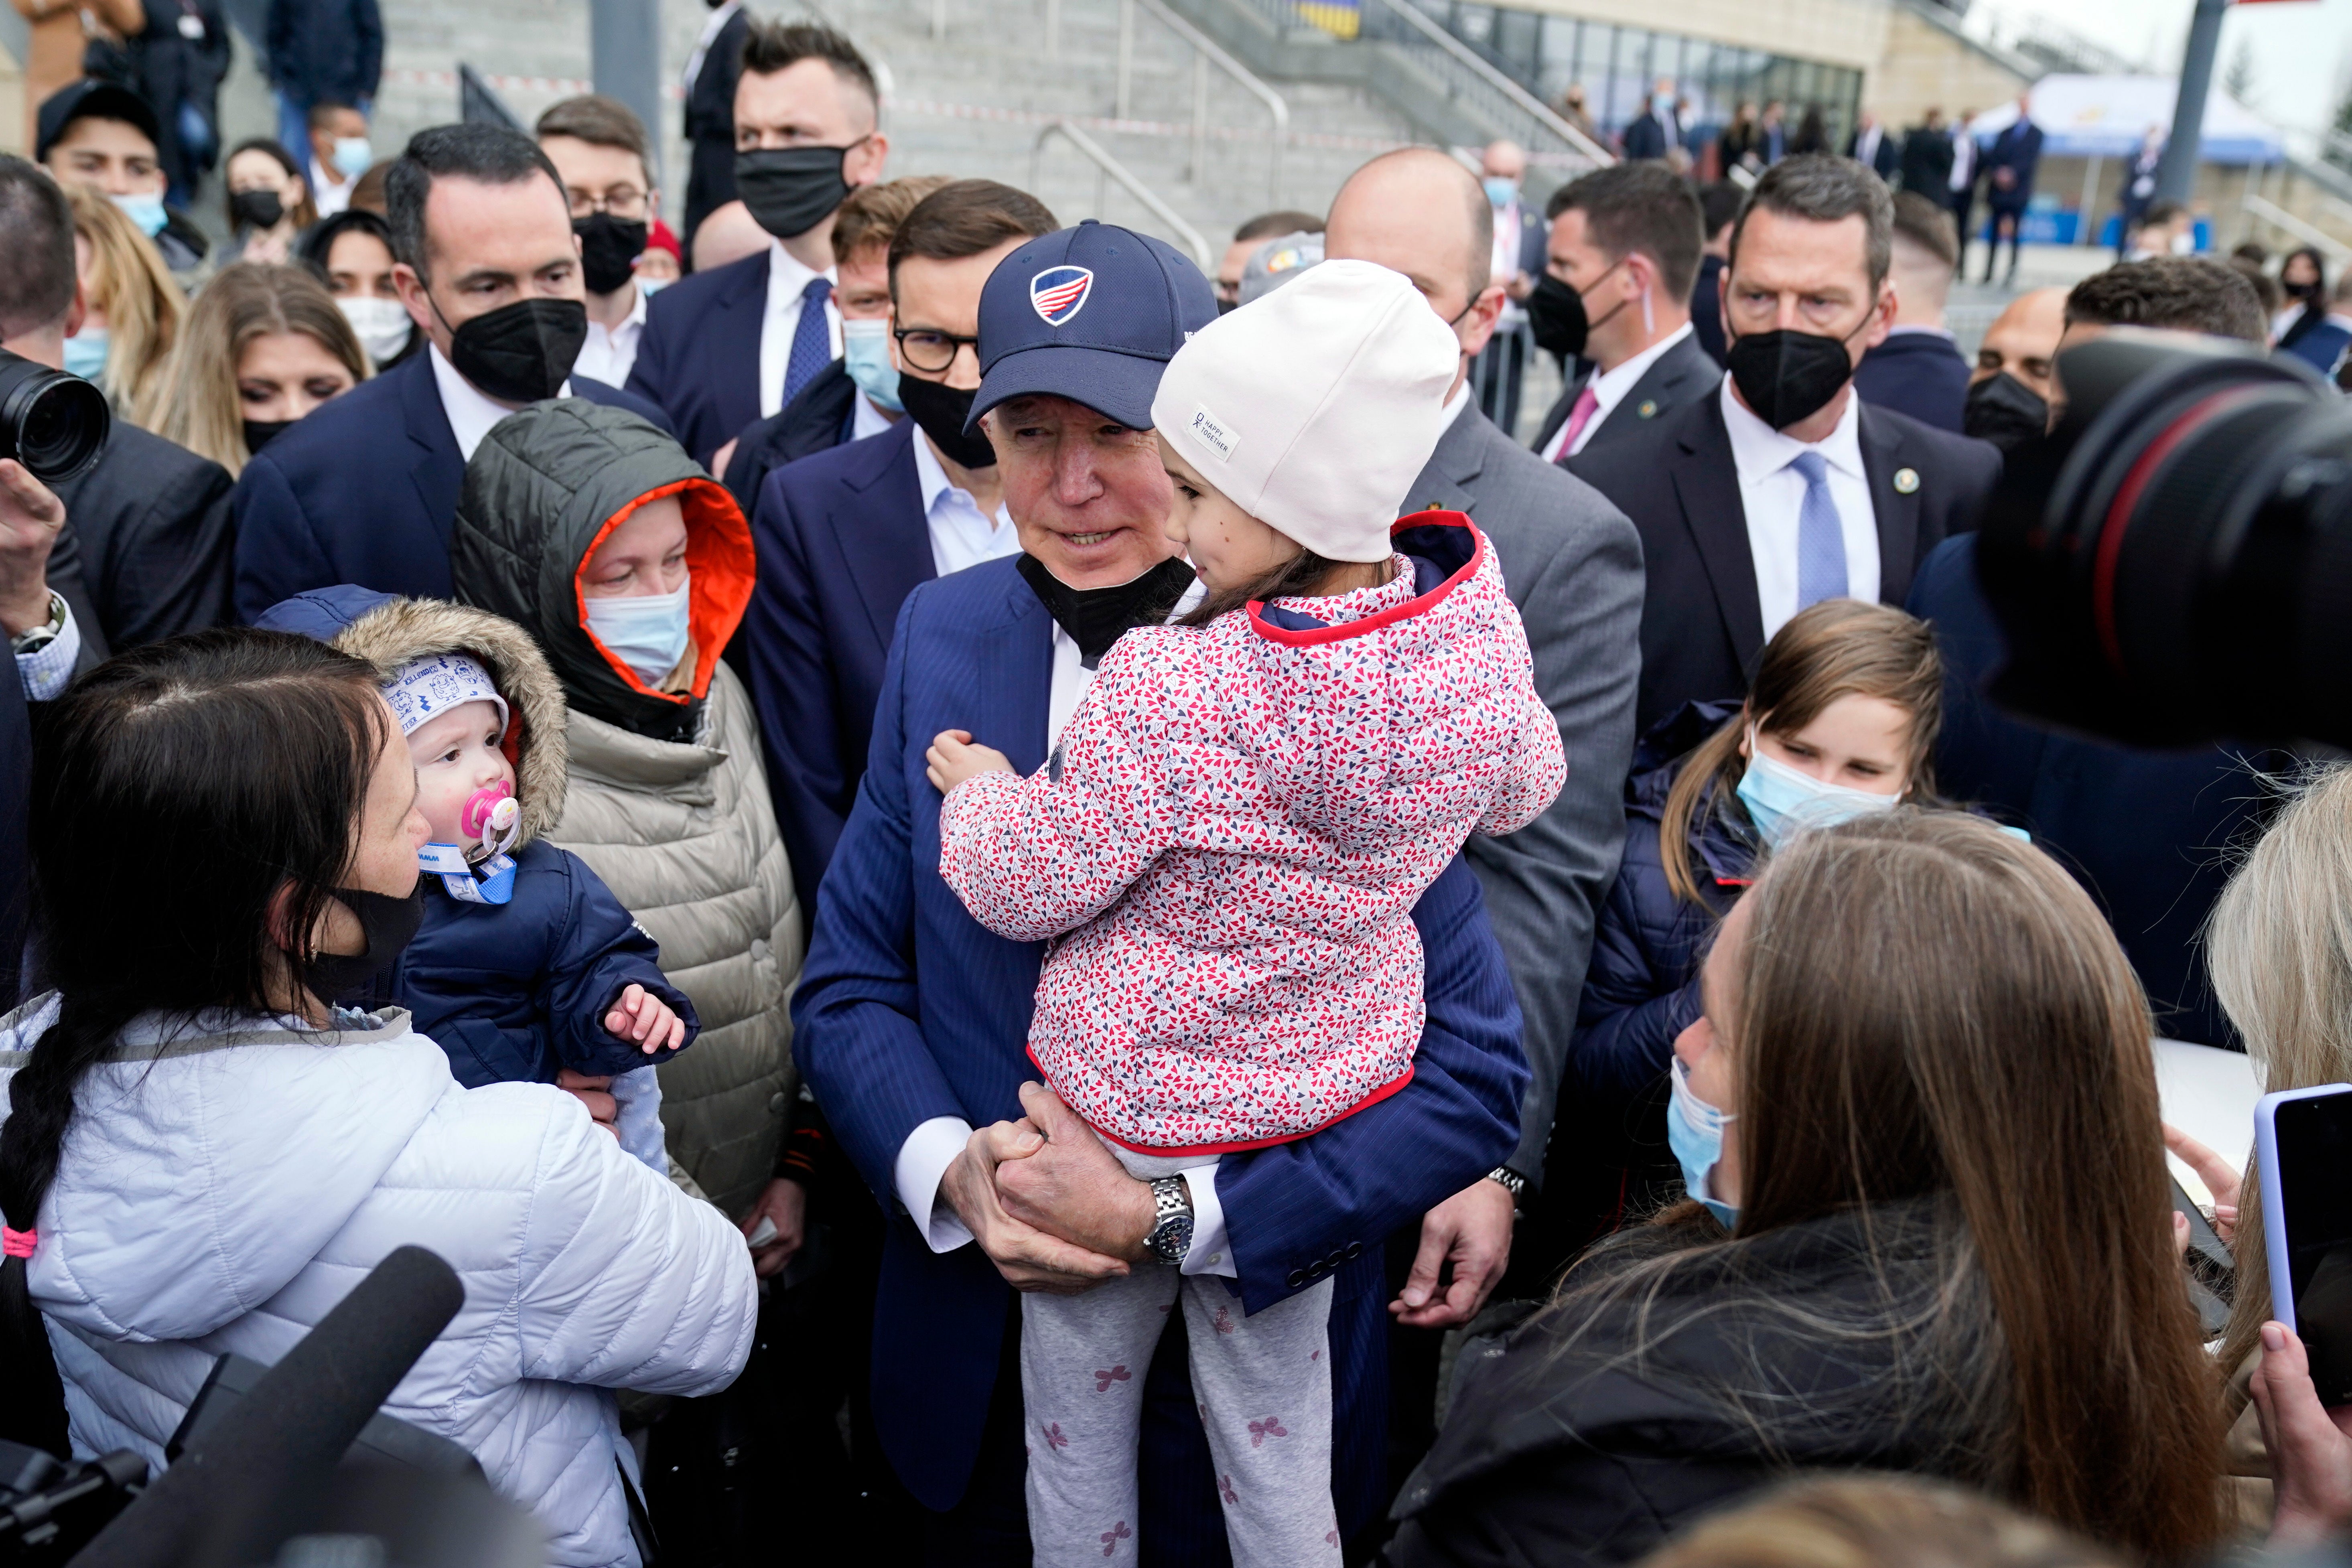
[
  {"xmin": 746, "ymin": 1215, "xmax": 780, "ymax": 1250},
  {"xmin": 2257, "ymin": 1083, "xmax": 2352, "ymax": 1404}
]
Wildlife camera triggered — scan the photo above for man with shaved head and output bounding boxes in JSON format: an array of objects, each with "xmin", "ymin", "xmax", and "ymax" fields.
[
  {"xmin": 1471, "ymin": 137, "xmax": 1545, "ymax": 431},
  {"xmin": 1323, "ymin": 146, "xmax": 1644, "ymax": 1401}
]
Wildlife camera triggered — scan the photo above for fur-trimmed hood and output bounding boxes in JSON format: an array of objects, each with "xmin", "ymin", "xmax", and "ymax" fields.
[{"xmin": 255, "ymin": 585, "xmax": 571, "ymax": 848}]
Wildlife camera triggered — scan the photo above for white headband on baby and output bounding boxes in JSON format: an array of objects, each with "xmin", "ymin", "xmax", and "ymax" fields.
[{"xmin": 383, "ymin": 652, "xmax": 509, "ymax": 740}]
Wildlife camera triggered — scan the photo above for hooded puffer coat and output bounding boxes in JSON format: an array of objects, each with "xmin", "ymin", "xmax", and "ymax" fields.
[
  {"xmin": 450, "ymin": 401, "xmax": 800, "ymax": 1218},
  {"xmin": 253, "ymin": 585, "xmax": 700, "ymax": 1089},
  {"xmin": 0, "ymin": 994, "xmax": 756, "ymax": 1568},
  {"xmin": 940, "ymin": 514, "xmax": 1564, "ymax": 1153}
]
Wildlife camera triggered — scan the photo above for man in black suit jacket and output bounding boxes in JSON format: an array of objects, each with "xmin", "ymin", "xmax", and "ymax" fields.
[
  {"xmin": 1898, "ymin": 109, "xmax": 1952, "ymax": 196},
  {"xmin": 1845, "ymin": 111, "xmax": 1900, "ymax": 182},
  {"xmin": 1853, "ymin": 191, "xmax": 1970, "ymax": 432},
  {"xmin": 231, "ymin": 124, "xmax": 672, "ymax": 619},
  {"xmin": 629, "ymin": 19, "xmax": 890, "ymax": 467},
  {"xmin": 681, "ymin": 0, "xmax": 749, "ymax": 254},
  {"xmin": 1568, "ymin": 154, "xmax": 2001, "ymax": 734},
  {"xmin": 1530, "ymin": 162, "xmax": 1721, "ymax": 463}
]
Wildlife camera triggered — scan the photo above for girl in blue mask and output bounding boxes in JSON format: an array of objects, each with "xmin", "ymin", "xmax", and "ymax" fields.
[{"xmin": 1549, "ymin": 598, "xmax": 1942, "ymax": 1242}]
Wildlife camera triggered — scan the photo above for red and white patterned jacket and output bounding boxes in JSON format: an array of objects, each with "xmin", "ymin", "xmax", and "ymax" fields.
[{"xmin": 938, "ymin": 513, "xmax": 1565, "ymax": 1154}]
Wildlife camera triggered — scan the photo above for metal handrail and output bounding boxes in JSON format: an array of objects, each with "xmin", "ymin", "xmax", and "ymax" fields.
[
  {"xmin": 1029, "ymin": 120, "xmax": 1216, "ymax": 272},
  {"xmin": 2242, "ymin": 191, "xmax": 2352, "ymax": 266},
  {"xmin": 1116, "ymin": 0, "xmax": 1291, "ymax": 205},
  {"xmin": 1360, "ymin": 0, "xmax": 1613, "ymax": 167}
]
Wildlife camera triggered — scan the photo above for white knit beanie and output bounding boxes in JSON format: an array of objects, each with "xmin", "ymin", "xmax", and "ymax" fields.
[{"xmin": 1151, "ymin": 258, "xmax": 1461, "ymax": 564}]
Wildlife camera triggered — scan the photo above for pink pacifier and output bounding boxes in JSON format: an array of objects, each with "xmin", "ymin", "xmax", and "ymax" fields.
[{"xmin": 461, "ymin": 781, "xmax": 522, "ymax": 858}]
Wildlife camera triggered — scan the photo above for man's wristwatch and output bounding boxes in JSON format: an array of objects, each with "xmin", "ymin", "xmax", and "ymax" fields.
[
  {"xmin": 1486, "ymin": 1166, "xmax": 1527, "ymax": 1199},
  {"xmin": 1145, "ymin": 1175, "xmax": 1195, "ymax": 1266},
  {"xmin": 9, "ymin": 592, "xmax": 64, "ymax": 657}
]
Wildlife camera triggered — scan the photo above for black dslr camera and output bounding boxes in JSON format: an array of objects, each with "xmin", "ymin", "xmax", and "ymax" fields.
[
  {"xmin": 0, "ymin": 349, "xmax": 110, "ymax": 485},
  {"xmin": 1979, "ymin": 331, "xmax": 2352, "ymax": 750}
]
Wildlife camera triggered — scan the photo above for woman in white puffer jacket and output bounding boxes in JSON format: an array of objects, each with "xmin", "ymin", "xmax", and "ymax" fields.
[{"xmin": 0, "ymin": 630, "xmax": 756, "ymax": 1568}]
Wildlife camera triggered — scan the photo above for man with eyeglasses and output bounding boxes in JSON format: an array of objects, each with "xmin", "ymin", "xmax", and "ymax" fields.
[
  {"xmin": 627, "ymin": 18, "xmax": 889, "ymax": 468},
  {"xmin": 536, "ymin": 94, "xmax": 664, "ymax": 388},
  {"xmin": 745, "ymin": 178, "xmax": 1057, "ymax": 907}
]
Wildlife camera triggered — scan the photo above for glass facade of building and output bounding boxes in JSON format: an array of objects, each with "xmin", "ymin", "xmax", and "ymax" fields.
[{"xmin": 1405, "ymin": 0, "xmax": 1866, "ymax": 151}]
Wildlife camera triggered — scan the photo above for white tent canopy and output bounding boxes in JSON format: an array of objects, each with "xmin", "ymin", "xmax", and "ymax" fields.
[{"xmin": 1965, "ymin": 74, "xmax": 2285, "ymax": 165}]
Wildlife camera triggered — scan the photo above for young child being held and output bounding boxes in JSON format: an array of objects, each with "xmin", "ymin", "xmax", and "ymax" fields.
[
  {"xmin": 258, "ymin": 587, "xmax": 698, "ymax": 1173},
  {"xmin": 927, "ymin": 260, "xmax": 1566, "ymax": 1566}
]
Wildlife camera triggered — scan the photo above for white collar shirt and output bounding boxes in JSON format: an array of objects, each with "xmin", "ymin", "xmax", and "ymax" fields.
[
  {"xmin": 683, "ymin": 0, "xmax": 743, "ymax": 89},
  {"xmin": 1718, "ymin": 373, "xmax": 1879, "ymax": 641},
  {"xmin": 757, "ymin": 239, "xmax": 842, "ymax": 420},
  {"xmin": 1950, "ymin": 134, "xmax": 1976, "ymax": 189},
  {"xmin": 1856, "ymin": 124, "xmax": 1881, "ymax": 166},
  {"xmin": 913, "ymin": 426, "xmax": 1021, "ymax": 581},
  {"xmin": 1542, "ymin": 320, "xmax": 1694, "ymax": 462},
  {"xmin": 570, "ymin": 284, "xmax": 648, "ymax": 389},
  {"xmin": 850, "ymin": 393, "xmax": 897, "ymax": 442},
  {"xmin": 430, "ymin": 344, "xmax": 572, "ymax": 462},
  {"xmin": 310, "ymin": 159, "xmax": 353, "ymax": 218}
]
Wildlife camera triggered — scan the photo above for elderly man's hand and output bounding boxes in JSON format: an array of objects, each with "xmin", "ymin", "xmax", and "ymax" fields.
[
  {"xmin": 992, "ymin": 1082, "xmax": 1158, "ymax": 1263},
  {"xmin": 944, "ymin": 1115, "xmax": 1132, "ymax": 1294},
  {"xmin": 0, "ymin": 460, "xmax": 65, "ymax": 637},
  {"xmin": 1390, "ymin": 1177, "xmax": 1514, "ymax": 1329}
]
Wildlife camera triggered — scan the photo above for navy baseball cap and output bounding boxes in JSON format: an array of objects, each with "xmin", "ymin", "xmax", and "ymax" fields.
[
  {"xmin": 967, "ymin": 219, "xmax": 1218, "ymax": 433},
  {"xmin": 36, "ymin": 80, "xmax": 161, "ymax": 165}
]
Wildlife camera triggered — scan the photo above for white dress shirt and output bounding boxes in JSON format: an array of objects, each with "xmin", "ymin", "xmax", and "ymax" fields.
[
  {"xmin": 682, "ymin": 0, "xmax": 743, "ymax": 91},
  {"xmin": 913, "ymin": 430, "xmax": 1023, "ymax": 580},
  {"xmin": 1539, "ymin": 320, "xmax": 1694, "ymax": 462},
  {"xmin": 1490, "ymin": 199, "xmax": 1527, "ymax": 328},
  {"xmin": 1855, "ymin": 124, "xmax": 1883, "ymax": 168},
  {"xmin": 756, "ymin": 239, "xmax": 842, "ymax": 420},
  {"xmin": 310, "ymin": 159, "xmax": 353, "ymax": 219},
  {"xmin": 430, "ymin": 345, "xmax": 571, "ymax": 462},
  {"xmin": 571, "ymin": 283, "xmax": 648, "ymax": 389},
  {"xmin": 893, "ymin": 570, "xmax": 1233, "ymax": 1276},
  {"xmin": 850, "ymin": 393, "xmax": 897, "ymax": 442},
  {"xmin": 1718, "ymin": 374, "xmax": 1879, "ymax": 641},
  {"xmin": 1949, "ymin": 132, "xmax": 1977, "ymax": 192}
]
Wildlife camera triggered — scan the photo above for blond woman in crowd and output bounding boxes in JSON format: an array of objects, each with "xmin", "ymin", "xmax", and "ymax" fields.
[
  {"xmin": 62, "ymin": 181, "xmax": 184, "ymax": 420},
  {"xmin": 140, "ymin": 261, "xmax": 369, "ymax": 477}
]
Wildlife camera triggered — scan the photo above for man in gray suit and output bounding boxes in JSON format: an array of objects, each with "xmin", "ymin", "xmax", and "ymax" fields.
[{"xmin": 1325, "ymin": 148, "xmax": 1645, "ymax": 1319}]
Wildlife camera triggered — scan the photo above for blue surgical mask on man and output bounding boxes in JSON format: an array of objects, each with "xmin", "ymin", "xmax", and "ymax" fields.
[
  {"xmin": 1668, "ymin": 1057, "xmax": 1738, "ymax": 1229},
  {"xmin": 840, "ymin": 317, "xmax": 903, "ymax": 413},
  {"xmin": 110, "ymin": 191, "xmax": 167, "ymax": 237},
  {"xmin": 584, "ymin": 575, "xmax": 693, "ymax": 687},
  {"xmin": 333, "ymin": 136, "xmax": 374, "ymax": 179},
  {"xmin": 62, "ymin": 328, "xmax": 110, "ymax": 383},
  {"xmin": 1481, "ymin": 176, "xmax": 1517, "ymax": 209},
  {"xmin": 1734, "ymin": 729, "xmax": 1901, "ymax": 848}
]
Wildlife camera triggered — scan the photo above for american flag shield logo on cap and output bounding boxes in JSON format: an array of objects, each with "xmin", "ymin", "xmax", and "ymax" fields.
[{"xmin": 1029, "ymin": 266, "xmax": 1094, "ymax": 326}]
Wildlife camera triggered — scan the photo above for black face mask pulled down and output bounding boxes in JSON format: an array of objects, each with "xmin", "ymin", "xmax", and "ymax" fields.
[
  {"xmin": 1724, "ymin": 318, "xmax": 1869, "ymax": 431},
  {"xmin": 230, "ymin": 188, "xmax": 284, "ymax": 231},
  {"xmin": 574, "ymin": 213, "xmax": 649, "ymax": 296},
  {"xmin": 1961, "ymin": 370, "xmax": 2049, "ymax": 454},
  {"xmin": 297, "ymin": 884, "xmax": 425, "ymax": 1005},
  {"xmin": 899, "ymin": 374, "xmax": 1000, "ymax": 470},
  {"xmin": 243, "ymin": 418, "xmax": 295, "ymax": 454},
  {"xmin": 735, "ymin": 145, "xmax": 855, "ymax": 239},
  {"xmin": 1017, "ymin": 554, "xmax": 1197, "ymax": 667},
  {"xmin": 446, "ymin": 296, "xmax": 589, "ymax": 405}
]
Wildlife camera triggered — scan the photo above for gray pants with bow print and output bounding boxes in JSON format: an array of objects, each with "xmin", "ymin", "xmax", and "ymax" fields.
[{"xmin": 1020, "ymin": 1151, "xmax": 1337, "ymax": 1566}]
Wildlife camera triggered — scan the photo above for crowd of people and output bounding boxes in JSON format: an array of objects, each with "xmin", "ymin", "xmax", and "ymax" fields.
[{"xmin": 7, "ymin": 12, "xmax": 2352, "ymax": 1568}]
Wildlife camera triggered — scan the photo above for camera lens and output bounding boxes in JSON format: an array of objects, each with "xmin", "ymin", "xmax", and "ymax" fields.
[
  {"xmin": 0, "ymin": 345, "xmax": 111, "ymax": 485},
  {"xmin": 1978, "ymin": 330, "xmax": 2352, "ymax": 749}
]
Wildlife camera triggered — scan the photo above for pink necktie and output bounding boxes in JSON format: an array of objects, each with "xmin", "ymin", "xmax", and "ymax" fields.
[{"xmin": 1557, "ymin": 384, "xmax": 1600, "ymax": 462}]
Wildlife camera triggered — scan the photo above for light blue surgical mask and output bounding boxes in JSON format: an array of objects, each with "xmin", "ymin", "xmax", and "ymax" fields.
[
  {"xmin": 62, "ymin": 329, "xmax": 109, "ymax": 383},
  {"xmin": 1668, "ymin": 1057, "xmax": 1738, "ymax": 1229},
  {"xmin": 1654, "ymin": 91, "xmax": 1676, "ymax": 116},
  {"xmin": 637, "ymin": 276, "xmax": 670, "ymax": 298},
  {"xmin": 1734, "ymin": 730, "xmax": 1901, "ymax": 849},
  {"xmin": 840, "ymin": 317, "xmax": 901, "ymax": 412},
  {"xmin": 332, "ymin": 136, "xmax": 374, "ymax": 179},
  {"xmin": 110, "ymin": 191, "xmax": 167, "ymax": 237},
  {"xmin": 1481, "ymin": 176, "xmax": 1517, "ymax": 209},
  {"xmin": 583, "ymin": 574, "xmax": 692, "ymax": 687}
]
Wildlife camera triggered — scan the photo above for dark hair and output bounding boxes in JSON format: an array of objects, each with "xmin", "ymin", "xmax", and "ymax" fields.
[
  {"xmin": 1234, "ymin": 209, "xmax": 1323, "ymax": 243},
  {"xmin": 1179, "ymin": 546, "xmax": 1345, "ymax": 628},
  {"xmin": 222, "ymin": 137, "xmax": 317, "ymax": 233},
  {"xmin": 2230, "ymin": 255, "xmax": 2283, "ymax": 317},
  {"xmin": 888, "ymin": 179, "xmax": 1059, "ymax": 294},
  {"xmin": 1889, "ymin": 190, "xmax": 1958, "ymax": 272},
  {"xmin": 0, "ymin": 154, "xmax": 75, "ymax": 339},
  {"xmin": 1730, "ymin": 152, "xmax": 1894, "ymax": 289},
  {"xmin": 2064, "ymin": 256, "xmax": 2268, "ymax": 347},
  {"xmin": 535, "ymin": 93, "xmax": 651, "ymax": 171},
  {"xmin": 296, "ymin": 205, "xmax": 395, "ymax": 274},
  {"xmin": 1697, "ymin": 179, "xmax": 1745, "ymax": 240},
  {"xmin": 2230, "ymin": 239, "xmax": 2271, "ymax": 267},
  {"xmin": 385, "ymin": 124, "xmax": 566, "ymax": 278},
  {"xmin": 1544, "ymin": 161, "xmax": 1705, "ymax": 303},
  {"xmin": 2140, "ymin": 197, "xmax": 2187, "ymax": 230},
  {"xmin": 306, "ymin": 100, "xmax": 359, "ymax": 132},
  {"xmin": 0, "ymin": 630, "xmax": 391, "ymax": 1455},
  {"xmin": 739, "ymin": 19, "xmax": 878, "ymax": 113},
  {"xmin": 832, "ymin": 174, "xmax": 952, "ymax": 266}
]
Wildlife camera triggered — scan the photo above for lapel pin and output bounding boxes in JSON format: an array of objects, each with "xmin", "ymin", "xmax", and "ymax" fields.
[
  {"xmin": 1637, "ymin": 399, "xmax": 1658, "ymax": 419},
  {"xmin": 1893, "ymin": 467, "xmax": 1920, "ymax": 495}
]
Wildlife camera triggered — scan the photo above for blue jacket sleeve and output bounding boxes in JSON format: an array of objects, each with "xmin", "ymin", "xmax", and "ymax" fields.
[
  {"xmin": 1216, "ymin": 856, "xmax": 1528, "ymax": 1315},
  {"xmin": 747, "ymin": 468, "xmax": 851, "ymax": 907},
  {"xmin": 230, "ymin": 453, "xmax": 333, "ymax": 624},
  {"xmin": 540, "ymin": 848, "xmax": 700, "ymax": 1078},
  {"xmin": 353, "ymin": 0, "xmax": 382, "ymax": 98},
  {"xmin": 1569, "ymin": 853, "xmax": 1706, "ymax": 1110},
  {"xmin": 790, "ymin": 592, "xmax": 973, "ymax": 1207}
]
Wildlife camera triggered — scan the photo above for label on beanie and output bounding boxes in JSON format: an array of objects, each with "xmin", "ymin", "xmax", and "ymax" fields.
[{"xmin": 1188, "ymin": 405, "xmax": 1239, "ymax": 462}]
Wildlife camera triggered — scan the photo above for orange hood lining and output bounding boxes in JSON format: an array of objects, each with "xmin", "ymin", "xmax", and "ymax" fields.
[{"xmin": 572, "ymin": 477, "xmax": 756, "ymax": 706}]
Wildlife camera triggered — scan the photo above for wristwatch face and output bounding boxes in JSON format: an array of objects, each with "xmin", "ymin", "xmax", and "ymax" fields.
[{"xmin": 1150, "ymin": 1213, "xmax": 1194, "ymax": 1265}]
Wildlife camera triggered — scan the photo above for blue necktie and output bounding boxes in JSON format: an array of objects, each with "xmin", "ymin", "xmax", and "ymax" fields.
[
  {"xmin": 782, "ymin": 275, "xmax": 834, "ymax": 405},
  {"xmin": 1788, "ymin": 450, "xmax": 1849, "ymax": 609}
]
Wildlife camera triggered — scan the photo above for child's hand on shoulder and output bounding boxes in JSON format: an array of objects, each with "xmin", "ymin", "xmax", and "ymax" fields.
[
  {"xmin": 927, "ymin": 729, "xmax": 1015, "ymax": 795},
  {"xmin": 606, "ymin": 983, "xmax": 688, "ymax": 1055}
]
